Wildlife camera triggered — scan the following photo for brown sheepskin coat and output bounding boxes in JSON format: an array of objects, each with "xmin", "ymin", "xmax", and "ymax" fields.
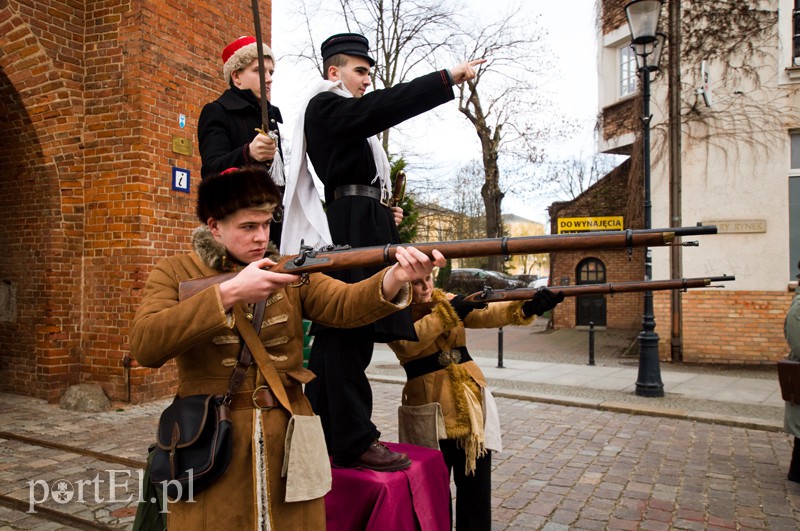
[{"xmin": 130, "ymin": 227, "xmax": 409, "ymax": 530}]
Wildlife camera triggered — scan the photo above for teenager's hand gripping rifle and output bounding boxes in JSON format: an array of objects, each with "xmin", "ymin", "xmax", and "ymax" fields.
[{"xmin": 177, "ymin": 225, "xmax": 717, "ymax": 301}]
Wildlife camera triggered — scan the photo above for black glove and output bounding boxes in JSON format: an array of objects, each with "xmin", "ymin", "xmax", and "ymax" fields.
[
  {"xmin": 522, "ymin": 288, "xmax": 565, "ymax": 317},
  {"xmin": 449, "ymin": 295, "xmax": 487, "ymax": 321}
]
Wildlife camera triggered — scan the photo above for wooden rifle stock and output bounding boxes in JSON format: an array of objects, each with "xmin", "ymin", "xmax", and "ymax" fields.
[
  {"xmin": 177, "ymin": 224, "xmax": 718, "ymax": 302},
  {"xmin": 462, "ymin": 275, "xmax": 735, "ymax": 303}
]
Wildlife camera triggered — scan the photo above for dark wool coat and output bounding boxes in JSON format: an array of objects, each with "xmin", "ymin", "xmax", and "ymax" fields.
[
  {"xmin": 304, "ymin": 70, "xmax": 453, "ymax": 340},
  {"xmin": 130, "ymin": 227, "xmax": 410, "ymax": 530},
  {"xmin": 198, "ymin": 87, "xmax": 284, "ymax": 247},
  {"xmin": 198, "ymin": 87, "xmax": 283, "ymax": 179},
  {"xmin": 304, "ymin": 70, "xmax": 454, "ymax": 274}
]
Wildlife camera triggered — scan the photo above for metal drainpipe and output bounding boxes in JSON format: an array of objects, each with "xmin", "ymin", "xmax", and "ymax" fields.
[{"xmin": 668, "ymin": 0, "xmax": 683, "ymax": 362}]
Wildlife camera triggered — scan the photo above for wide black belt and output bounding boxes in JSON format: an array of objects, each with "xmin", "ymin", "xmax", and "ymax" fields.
[
  {"xmin": 333, "ymin": 184, "xmax": 388, "ymax": 206},
  {"xmin": 403, "ymin": 347, "xmax": 472, "ymax": 380}
]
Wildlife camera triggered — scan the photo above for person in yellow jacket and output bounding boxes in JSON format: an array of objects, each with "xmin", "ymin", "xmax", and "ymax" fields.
[{"xmin": 387, "ymin": 272, "xmax": 563, "ymax": 530}]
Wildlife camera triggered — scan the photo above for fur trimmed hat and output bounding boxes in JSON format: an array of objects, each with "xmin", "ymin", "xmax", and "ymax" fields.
[
  {"xmin": 222, "ymin": 36, "xmax": 274, "ymax": 82},
  {"xmin": 197, "ymin": 166, "xmax": 281, "ymax": 222}
]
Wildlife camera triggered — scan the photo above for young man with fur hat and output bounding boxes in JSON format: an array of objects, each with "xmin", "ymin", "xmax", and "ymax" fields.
[
  {"xmin": 198, "ymin": 36, "xmax": 285, "ymax": 247},
  {"xmin": 280, "ymin": 32, "xmax": 485, "ymax": 472},
  {"xmin": 388, "ymin": 272, "xmax": 563, "ymax": 530},
  {"xmin": 130, "ymin": 166, "xmax": 444, "ymax": 530}
]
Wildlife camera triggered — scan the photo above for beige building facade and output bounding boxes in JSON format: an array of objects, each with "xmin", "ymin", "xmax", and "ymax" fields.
[{"xmin": 594, "ymin": 0, "xmax": 799, "ymax": 362}]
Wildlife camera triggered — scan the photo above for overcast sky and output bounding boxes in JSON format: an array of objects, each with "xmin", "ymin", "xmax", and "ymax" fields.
[{"xmin": 269, "ymin": 0, "xmax": 599, "ymax": 226}]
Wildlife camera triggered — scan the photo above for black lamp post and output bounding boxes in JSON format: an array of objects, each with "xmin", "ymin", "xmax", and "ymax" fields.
[{"xmin": 626, "ymin": 0, "xmax": 665, "ymax": 397}]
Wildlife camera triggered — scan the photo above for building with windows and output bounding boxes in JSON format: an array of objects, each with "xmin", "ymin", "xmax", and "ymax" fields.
[
  {"xmin": 579, "ymin": 0, "xmax": 800, "ymax": 363},
  {"xmin": 415, "ymin": 203, "xmax": 548, "ymax": 276}
]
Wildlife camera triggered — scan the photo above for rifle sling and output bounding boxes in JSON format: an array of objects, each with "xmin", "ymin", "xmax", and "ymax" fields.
[
  {"xmin": 233, "ymin": 305, "xmax": 294, "ymax": 414},
  {"xmin": 225, "ymin": 300, "xmax": 266, "ymax": 400}
]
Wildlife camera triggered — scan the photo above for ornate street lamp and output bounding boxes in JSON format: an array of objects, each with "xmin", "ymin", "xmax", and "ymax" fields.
[{"xmin": 626, "ymin": 0, "xmax": 665, "ymax": 397}]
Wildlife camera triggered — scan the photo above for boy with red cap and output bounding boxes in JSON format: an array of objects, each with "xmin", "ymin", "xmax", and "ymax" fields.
[{"xmin": 198, "ymin": 36, "xmax": 285, "ymax": 247}]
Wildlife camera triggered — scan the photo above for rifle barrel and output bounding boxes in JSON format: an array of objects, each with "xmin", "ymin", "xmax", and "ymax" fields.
[
  {"xmin": 178, "ymin": 225, "xmax": 718, "ymax": 301},
  {"xmin": 462, "ymin": 275, "xmax": 735, "ymax": 303}
]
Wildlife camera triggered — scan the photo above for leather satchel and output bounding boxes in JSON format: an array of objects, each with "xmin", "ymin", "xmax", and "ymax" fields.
[
  {"xmin": 778, "ymin": 358, "xmax": 800, "ymax": 405},
  {"xmin": 150, "ymin": 394, "xmax": 232, "ymax": 500},
  {"xmin": 149, "ymin": 301, "xmax": 265, "ymax": 500}
]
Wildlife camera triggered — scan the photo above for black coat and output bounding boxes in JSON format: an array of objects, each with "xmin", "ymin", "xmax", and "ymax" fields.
[
  {"xmin": 304, "ymin": 70, "xmax": 454, "ymax": 340},
  {"xmin": 304, "ymin": 70, "xmax": 453, "ymax": 270},
  {"xmin": 198, "ymin": 87, "xmax": 284, "ymax": 245}
]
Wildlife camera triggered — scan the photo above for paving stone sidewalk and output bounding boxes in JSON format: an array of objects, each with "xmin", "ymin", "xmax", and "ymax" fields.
[{"xmin": 2, "ymin": 381, "xmax": 800, "ymax": 530}]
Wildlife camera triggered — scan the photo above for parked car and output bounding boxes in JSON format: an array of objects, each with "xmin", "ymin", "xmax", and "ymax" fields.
[
  {"xmin": 529, "ymin": 276, "xmax": 549, "ymax": 289},
  {"xmin": 445, "ymin": 268, "xmax": 526, "ymax": 295},
  {"xmin": 515, "ymin": 274, "xmax": 539, "ymax": 285}
]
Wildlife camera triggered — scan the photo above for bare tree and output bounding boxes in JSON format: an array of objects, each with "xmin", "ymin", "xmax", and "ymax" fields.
[
  {"xmin": 449, "ymin": 6, "xmax": 577, "ymax": 271},
  {"xmin": 293, "ymin": 0, "xmax": 462, "ymax": 151},
  {"xmin": 541, "ymin": 153, "xmax": 623, "ymax": 201}
]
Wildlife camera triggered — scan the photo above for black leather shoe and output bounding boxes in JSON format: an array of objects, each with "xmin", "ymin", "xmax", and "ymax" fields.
[{"xmin": 346, "ymin": 440, "xmax": 411, "ymax": 472}]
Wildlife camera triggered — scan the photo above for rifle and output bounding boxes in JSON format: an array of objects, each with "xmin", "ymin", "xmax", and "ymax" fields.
[
  {"xmin": 178, "ymin": 224, "xmax": 717, "ymax": 301},
  {"xmin": 464, "ymin": 275, "xmax": 734, "ymax": 302},
  {"xmin": 410, "ymin": 275, "xmax": 734, "ymax": 317}
]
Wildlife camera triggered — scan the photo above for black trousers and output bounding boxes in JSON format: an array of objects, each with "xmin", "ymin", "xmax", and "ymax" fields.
[
  {"xmin": 439, "ymin": 439, "xmax": 492, "ymax": 531},
  {"xmin": 304, "ymin": 325, "xmax": 380, "ymax": 465},
  {"xmin": 790, "ymin": 437, "xmax": 800, "ymax": 482}
]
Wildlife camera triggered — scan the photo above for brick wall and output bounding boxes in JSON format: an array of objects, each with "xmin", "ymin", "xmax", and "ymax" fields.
[
  {"xmin": 654, "ymin": 290, "xmax": 794, "ymax": 364},
  {"xmin": 0, "ymin": 0, "xmax": 274, "ymax": 403},
  {"xmin": 548, "ymin": 159, "xmax": 645, "ymax": 330},
  {"xmin": 602, "ymin": 0, "xmax": 629, "ymax": 35}
]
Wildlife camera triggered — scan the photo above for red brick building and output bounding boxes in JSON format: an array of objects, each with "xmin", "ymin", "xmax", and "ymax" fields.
[
  {"xmin": 548, "ymin": 159, "xmax": 646, "ymax": 331},
  {"xmin": 0, "ymin": 0, "xmax": 273, "ymax": 403}
]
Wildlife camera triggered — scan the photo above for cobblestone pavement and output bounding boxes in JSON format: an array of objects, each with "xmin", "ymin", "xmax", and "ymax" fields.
[{"xmin": 1, "ymin": 382, "xmax": 799, "ymax": 530}]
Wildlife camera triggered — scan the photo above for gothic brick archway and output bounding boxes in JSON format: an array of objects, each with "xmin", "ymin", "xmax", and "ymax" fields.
[{"xmin": 0, "ymin": 7, "xmax": 85, "ymax": 400}]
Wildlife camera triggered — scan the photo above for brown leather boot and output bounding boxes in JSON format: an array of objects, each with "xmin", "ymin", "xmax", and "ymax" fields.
[{"xmin": 347, "ymin": 440, "xmax": 411, "ymax": 472}]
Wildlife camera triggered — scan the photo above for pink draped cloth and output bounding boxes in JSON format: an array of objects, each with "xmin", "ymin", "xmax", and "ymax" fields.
[{"xmin": 325, "ymin": 442, "xmax": 451, "ymax": 531}]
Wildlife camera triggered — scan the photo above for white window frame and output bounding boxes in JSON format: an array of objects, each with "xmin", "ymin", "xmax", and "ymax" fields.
[
  {"xmin": 619, "ymin": 45, "xmax": 638, "ymax": 98},
  {"xmin": 779, "ymin": 0, "xmax": 800, "ymax": 83},
  {"xmin": 790, "ymin": 131, "xmax": 800, "ymax": 279}
]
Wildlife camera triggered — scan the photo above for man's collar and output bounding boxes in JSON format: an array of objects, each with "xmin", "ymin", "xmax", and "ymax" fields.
[{"xmin": 218, "ymin": 89, "xmax": 282, "ymax": 123}]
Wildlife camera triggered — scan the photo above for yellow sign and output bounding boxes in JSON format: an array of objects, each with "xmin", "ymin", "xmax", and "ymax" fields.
[
  {"xmin": 171, "ymin": 136, "xmax": 193, "ymax": 156},
  {"xmin": 557, "ymin": 216, "xmax": 624, "ymax": 234}
]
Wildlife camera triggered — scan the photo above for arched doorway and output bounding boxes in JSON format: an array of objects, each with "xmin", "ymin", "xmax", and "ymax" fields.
[{"xmin": 576, "ymin": 258, "xmax": 606, "ymax": 326}]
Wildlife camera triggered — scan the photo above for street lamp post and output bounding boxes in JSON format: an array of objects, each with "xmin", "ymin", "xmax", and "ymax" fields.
[{"xmin": 625, "ymin": 0, "xmax": 665, "ymax": 397}]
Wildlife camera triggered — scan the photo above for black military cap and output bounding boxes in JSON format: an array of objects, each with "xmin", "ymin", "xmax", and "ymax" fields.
[{"xmin": 320, "ymin": 33, "xmax": 375, "ymax": 66}]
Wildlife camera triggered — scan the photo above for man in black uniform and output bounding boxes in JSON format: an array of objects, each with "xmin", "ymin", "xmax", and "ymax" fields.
[
  {"xmin": 198, "ymin": 36, "xmax": 284, "ymax": 247},
  {"xmin": 297, "ymin": 33, "xmax": 484, "ymax": 471}
]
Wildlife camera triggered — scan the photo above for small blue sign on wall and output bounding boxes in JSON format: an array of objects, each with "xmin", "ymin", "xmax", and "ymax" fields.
[{"xmin": 172, "ymin": 167, "xmax": 190, "ymax": 193}]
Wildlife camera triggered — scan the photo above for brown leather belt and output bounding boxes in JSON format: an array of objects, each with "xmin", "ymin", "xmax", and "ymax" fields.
[
  {"xmin": 229, "ymin": 386, "xmax": 277, "ymax": 410},
  {"xmin": 333, "ymin": 184, "xmax": 389, "ymax": 206}
]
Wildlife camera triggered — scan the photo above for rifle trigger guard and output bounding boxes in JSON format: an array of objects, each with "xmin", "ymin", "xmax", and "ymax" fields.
[
  {"xmin": 625, "ymin": 229, "xmax": 633, "ymax": 261},
  {"xmin": 289, "ymin": 274, "xmax": 310, "ymax": 288}
]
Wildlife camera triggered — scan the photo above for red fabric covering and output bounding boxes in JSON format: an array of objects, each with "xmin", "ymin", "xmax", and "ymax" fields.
[{"xmin": 325, "ymin": 442, "xmax": 451, "ymax": 531}]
